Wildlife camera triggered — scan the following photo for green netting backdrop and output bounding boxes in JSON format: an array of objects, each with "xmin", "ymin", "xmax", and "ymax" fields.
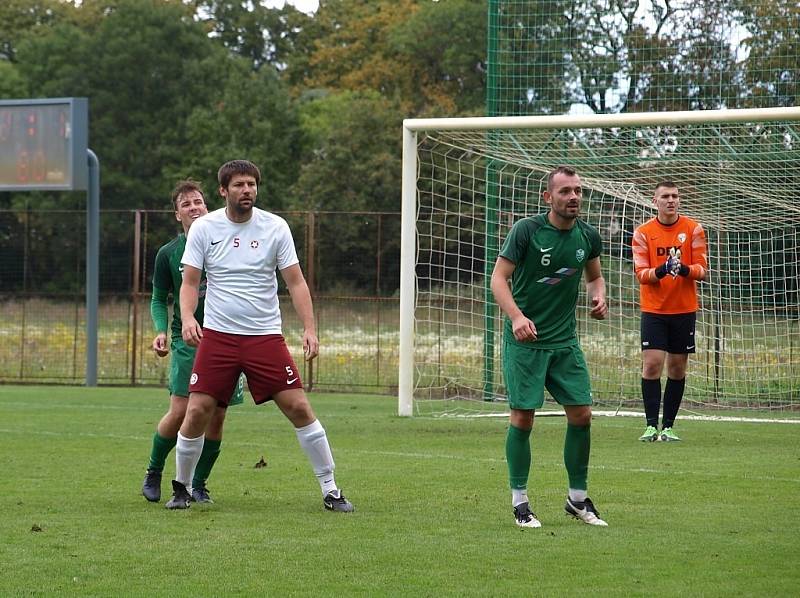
[{"xmin": 486, "ymin": 0, "xmax": 799, "ymax": 117}]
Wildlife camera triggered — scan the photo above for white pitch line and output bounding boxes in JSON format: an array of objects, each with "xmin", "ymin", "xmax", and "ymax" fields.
[
  {"xmin": 433, "ymin": 409, "xmax": 800, "ymax": 424},
  {"xmin": 1, "ymin": 427, "xmax": 797, "ymax": 484}
]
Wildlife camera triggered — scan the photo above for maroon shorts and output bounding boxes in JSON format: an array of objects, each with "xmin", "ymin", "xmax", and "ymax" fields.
[{"xmin": 189, "ymin": 328, "xmax": 303, "ymax": 405}]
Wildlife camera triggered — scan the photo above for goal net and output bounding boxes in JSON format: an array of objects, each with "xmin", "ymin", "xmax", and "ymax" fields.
[{"xmin": 399, "ymin": 107, "xmax": 800, "ymax": 417}]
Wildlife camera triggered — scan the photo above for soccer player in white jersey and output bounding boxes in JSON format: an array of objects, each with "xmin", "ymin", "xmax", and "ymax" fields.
[{"xmin": 165, "ymin": 159, "xmax": 353, "ymax": 512}]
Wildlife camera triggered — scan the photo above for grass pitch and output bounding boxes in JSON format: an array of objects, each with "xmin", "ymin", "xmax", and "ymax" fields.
[{"xmin": 0, "ymin": 385, "xmax": 797, "ymax": 596}]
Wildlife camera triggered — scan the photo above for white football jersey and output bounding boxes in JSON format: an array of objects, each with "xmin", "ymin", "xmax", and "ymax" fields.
[{"xmin": 181, "ymin": 206, "xmax": 299, "ymax": 334}]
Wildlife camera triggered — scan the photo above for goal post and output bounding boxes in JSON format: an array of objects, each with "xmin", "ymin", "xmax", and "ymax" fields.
[{"xmin": 399, "ymin": 106, "xmax": 800, "ymax": 417}]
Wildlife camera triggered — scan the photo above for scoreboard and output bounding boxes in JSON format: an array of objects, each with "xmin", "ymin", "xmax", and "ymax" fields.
[{"xmin": 0, "ymin": 98, "xmax": 88, "ymax": 191}]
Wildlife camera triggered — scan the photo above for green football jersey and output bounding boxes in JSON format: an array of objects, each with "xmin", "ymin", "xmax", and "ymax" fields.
[
  {"xmin": 152, "ymin": 233, "xmax": 207, "ymax": 339},
  {"xmin": 499, "ymin": 213, "xmax": 602, "ymax": 349}
]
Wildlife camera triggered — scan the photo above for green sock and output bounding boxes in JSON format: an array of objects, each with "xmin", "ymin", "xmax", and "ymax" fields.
[
  {"xmin": 563, "ymin": 423, "xmax": 590, "ymax": 491},
  {"xmin": 506, "ymin": 425, "xmax": 532, "ymax": 490},
  {"xmin": 147, "ymin": 432, "xmax": 177, "ymax": 471},
  {"xmin": 192, "ymin": 438, "xmax": 221, "ymax": 488}
]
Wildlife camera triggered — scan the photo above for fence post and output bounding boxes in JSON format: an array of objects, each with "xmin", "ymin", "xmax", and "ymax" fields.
[
  {"xmin": 306, "ymin": 211, "xmax": 316, "ymax": 391},
  {"xmin": 131, "ymin": 209, "xmax": 142, "ymax": 385}
]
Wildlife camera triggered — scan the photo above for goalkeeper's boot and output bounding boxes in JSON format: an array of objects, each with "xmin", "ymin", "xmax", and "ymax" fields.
[
  {"xmin": 513, "ymin": 502, "xmax": 542, "ymax": 528},
  {"xmin": 191, "ymin": 482, "xmax": 214, "ymax": 504},
  {"xmin": 660, "ymin": 427, "xmax": 681, "ymax": 442},
  {"xmin": 638, "ymin": 425, "xmax": 659, "ymax": 442},
  {"xmin": 165, "ymin": 480, "xmax": 191, "ymax": 510},
  {"xmin": 323, "ymin": 489, "xmax": 354, "ymax": 512},
  {"xmin": 142, "ymin": 468, "xmax": 162, "ymax": 502},
  {"xmin": 565, "ymin": 497, "xmax": 608, "ymax": 526}
]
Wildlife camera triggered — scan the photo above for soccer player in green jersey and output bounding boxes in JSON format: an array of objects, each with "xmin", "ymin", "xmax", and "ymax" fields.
[
  {"xmin": 490, "ymin": 165, "xmax": 609, "ymax": 528},
  {"xmin": 141, "ymin": 180, "xmax": 244, "ymax": 504}
]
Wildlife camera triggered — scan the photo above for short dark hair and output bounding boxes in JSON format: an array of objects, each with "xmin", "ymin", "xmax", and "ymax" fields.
[
  {"xmin": 546, "ymin": 165, "xmax": 578, "ymax": 191},
  {"xmin": 171, "ymin": 179, "xmax": 205, "ymax": 210},
  {"xmin": 654, "ymin": 180, "xmax": 679, "ymax": 192},
  {"xmin": 217, "ymin": 160, "xmax": 262, "ymax": 189}
]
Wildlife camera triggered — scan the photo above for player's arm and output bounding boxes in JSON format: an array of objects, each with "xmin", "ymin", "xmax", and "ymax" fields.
[
  {"xmin": 584, "ymin": 257, "xmax": 608, "ymax": 320},
  {"xmin": 150, "ymin": 286, "xmax": 169, "ymax": 356},
  {"xmin": 179, "ymin": 264, "xmax": 203, "ymax": 347},
  {"xmin": 280, "ymin": 263, "xmax": 319, "ymax": 361},
  {"xmin": 632, "ymin": 229, "xmax": 669, "ymax": 284},
  {"xmin": 490, "ymin": 256, "xmax": 537, "ymax": 341},
  {"xmin": 676, "ymin": 223, "xmax": 709, "ymax": 281}
]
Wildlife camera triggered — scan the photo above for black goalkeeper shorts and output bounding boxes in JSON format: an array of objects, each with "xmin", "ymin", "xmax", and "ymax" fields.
[{"xmin": 640, "ymin": 312, "xmax": 697, "ymax": 354}]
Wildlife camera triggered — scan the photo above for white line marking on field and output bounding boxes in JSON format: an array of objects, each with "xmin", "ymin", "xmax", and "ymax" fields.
[
  {"xmin": 0, "ymin": 428, "xmax": 797, "ymax": 484},
  {"xmin": 435, "ymin": 409, "xmax": 800, "ymax": 424}
]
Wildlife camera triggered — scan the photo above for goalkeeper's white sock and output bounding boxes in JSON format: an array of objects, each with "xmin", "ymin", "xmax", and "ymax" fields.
[
  {"xmin": 295, "ymin": 419, "xmax": 338, "ymax": 496},
  {"xmin": 512, "ymin": 488, "xmax": 529, "ymax": 507},
  {"xmin": 175, "ymin": 431, "xmax": 204, "ymax": 491}
]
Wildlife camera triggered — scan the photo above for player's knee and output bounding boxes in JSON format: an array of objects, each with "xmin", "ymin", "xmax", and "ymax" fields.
[
  {"xmin": 277, "ymin": 391, "xmax": 315, "ymax": 426},
  {"xmin": 642, "ymin": 363, "xmax": 662, "ymax": 379},
  {"xmin": 567, "ymin": 407, "xmax": 592, "ymax": 427},
  {"xmin": 185, "ymin": 394, "xmax": 215, "ymax": 423}
]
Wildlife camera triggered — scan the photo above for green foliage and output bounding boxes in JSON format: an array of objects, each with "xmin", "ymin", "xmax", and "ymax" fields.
[
  {"xmin": 290, "ymin": 91, "xmax": 402, "ymax": 292},
  {"xmin": 196, "ymin": 0, "xmax": 314, "ymax": 71},
  {"xmin": 0, "ymin": 60, "xmax": 27, "ymax": 97},
  {"xmin": 293, "ymin": 90, "xmax": 400, "ymax": 212},
  {"xmin": 0, "ymin": 0, "xmax": 71, "ymax": 62},
  {"xmin": 389, "ymin": 0, "xmax": 486, "ymax": 115},
  {"xmin": 1, "ymin": 386, "xmax": 799, "ymax": 595},
  {"xmin": 164, "ymin": 55, "xmax": 301, "ymax": 210}
]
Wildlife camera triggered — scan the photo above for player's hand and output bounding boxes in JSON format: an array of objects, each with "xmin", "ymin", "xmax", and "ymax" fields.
[
  {"xmin": 590, "ymin": 295, "xmax": 607, "ymax": 320},
  {"xmin": 667, "ymin": 247, "xmax": 682, "ymax": 278},
  {"xmin": 181, "ymin": 317, "xmax": 203, "ymax": 347},
  {"xmin": 303, "ymin": 329, "xmax": 319, "ymax": 361},
  {"xmin": 656, "ymin": 247, "xmax": 680, "ymax": 279},
  {"xmin": 511, "ymin": 315, "xmax": 537, "ymax": 342},
  {"xmin": 671, "ymin": 247, "xmax": 691, "ymax": 277},
  {"xmin": 152, "ymin": 332, "xmax": 169, "ymax": 357}
]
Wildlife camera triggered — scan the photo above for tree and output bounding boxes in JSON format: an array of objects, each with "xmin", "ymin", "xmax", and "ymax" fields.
[
  {"xmin": 0, "ymin": 0, "xmax": 71, "ymax": 62},
  {"xmin": 289, "ymin": 90, "xmax": 402, "ymax": 293},
  {"xmin": 295, "ymin": 0, "xmax": 486, "ymax": 116},
  {"xmin": 736, "ymin": 0, "xmax": 799, "ymax": 107},
  {"xmin": 165, "ymin": 54, "xmax": 301, "ymax": 210},
  {"xmin": 388, "ymin": 0, "xmax": 486, "ymax": 115},
  {"xmin": 16, "ymin": 0, "xmax": 219, "ymax": 210},
  {"xmin": 193, "ymin": 1, "xmax": 315, "ymax": 71}
]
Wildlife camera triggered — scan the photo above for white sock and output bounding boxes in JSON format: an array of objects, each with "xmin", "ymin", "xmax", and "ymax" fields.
[
  {"xmin": 295, "ymin": 419, "xmax": 337, "ymax": 496},
  {"xmin": 568, "ymin": 488, "xmax": 587, "ymax": 503},
  {"xmin": 175, "ymin": 432, "xmax": 204, "ymax": 490},
  {"xmin": 512, "ymin": 489, "xmax": 529, "ymax": 508}
]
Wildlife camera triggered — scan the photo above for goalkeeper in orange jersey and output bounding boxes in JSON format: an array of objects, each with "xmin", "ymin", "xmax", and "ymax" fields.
[{"xmin": 632, "ymin": 181, "xmax": 708, "ymax": 442}]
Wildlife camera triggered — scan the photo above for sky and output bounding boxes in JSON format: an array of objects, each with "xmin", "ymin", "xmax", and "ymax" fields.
[{"xmin": 265, "ymin": 0, "xmax": 319, "ymax": 14}]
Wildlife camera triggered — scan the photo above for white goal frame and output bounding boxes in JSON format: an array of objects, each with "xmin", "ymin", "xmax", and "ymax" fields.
[{"xmin": 399, "ymin": 106, "xmax": 800, "ymax": 416}]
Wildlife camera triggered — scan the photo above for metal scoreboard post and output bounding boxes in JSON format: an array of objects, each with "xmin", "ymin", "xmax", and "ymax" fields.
[
  {"xmin": 0, "ymin": 98, "xmax": 89, "ymax": 191},
  {"xmin": 0, "ymin": 97, "xmax": 99, "ymax": 387}
]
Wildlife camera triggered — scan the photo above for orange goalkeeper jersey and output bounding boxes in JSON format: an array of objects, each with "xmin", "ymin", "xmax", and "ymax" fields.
[{"xmin": 632, "ymin": 215, "xmax": 708, "ymax": 314}]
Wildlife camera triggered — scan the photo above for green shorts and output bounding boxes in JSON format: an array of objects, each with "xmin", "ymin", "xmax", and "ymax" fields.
[
  {"xmin": 169, "ymin": 338, "xmax": 244, "ymax": 405},
  {"xmin": 502, "ymin": 341, "xmax": 593, "ymax": 410}
]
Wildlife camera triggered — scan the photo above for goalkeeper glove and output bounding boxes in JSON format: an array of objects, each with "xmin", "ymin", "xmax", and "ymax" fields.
[
  {"xmin": 670, "ymin": 247, "xmax": 691, "ymax": 277},
  {"xmin": 655, "ymin": 248, "xmax": 680, "ymax": 279},
  {"xmin": 668, "ymin": 247, "xmax": 681, "ymax": 278}
]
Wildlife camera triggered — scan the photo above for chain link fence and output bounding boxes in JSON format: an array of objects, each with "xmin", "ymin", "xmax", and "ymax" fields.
[{"xmin": 0, "ymin": 208, "xmax": 400, "ymax": 393}]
